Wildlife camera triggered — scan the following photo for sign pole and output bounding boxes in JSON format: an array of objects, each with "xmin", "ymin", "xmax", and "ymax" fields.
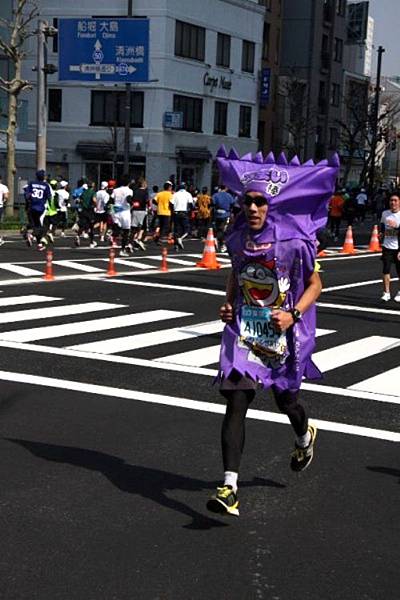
[{"xmin": 123, "ymin": 0, "xmax": 133, "ymax": 175}]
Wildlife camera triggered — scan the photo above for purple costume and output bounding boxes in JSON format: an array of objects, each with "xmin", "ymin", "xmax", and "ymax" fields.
[{"xmin": 216, "ymin": 147, "xmax": 339, "ymax": 393}]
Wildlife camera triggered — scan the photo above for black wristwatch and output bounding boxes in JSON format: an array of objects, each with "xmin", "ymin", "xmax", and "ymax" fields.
[{"xmin": 290, "ymin": 308, "xmax": 302, "ymax": 323}]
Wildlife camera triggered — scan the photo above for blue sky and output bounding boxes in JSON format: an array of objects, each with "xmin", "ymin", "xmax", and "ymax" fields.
[{"xmin": 368, "ymin": 0, "xmax": 400, "ymax": 75}]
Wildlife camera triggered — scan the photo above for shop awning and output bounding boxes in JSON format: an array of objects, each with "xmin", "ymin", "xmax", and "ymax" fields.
[
  {"xmin": 176, "ymin": 146, "xmax": 212, "ymax": 162},
  {"xmin": 76, "ymin": 141, "xmax": 114, "ymax": 159}
]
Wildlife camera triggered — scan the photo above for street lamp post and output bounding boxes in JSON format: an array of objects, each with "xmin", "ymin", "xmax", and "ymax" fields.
[
  {"xmin": 123, "ymin": 0, "xmax": 133, "ymax": 175},
  {"xmin": 369, "ymin": 45, "xmax": 385, "ymax": 194}
]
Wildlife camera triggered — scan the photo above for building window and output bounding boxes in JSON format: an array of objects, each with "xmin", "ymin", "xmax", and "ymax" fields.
[
  {"xmin": 242, "ymin": 40, "xmax": 255, "ymax": 73},
  {"xmin": 323, "ymin": 0, "xmax": 333, "ymax": 22},
  {"xmin": 321, "ymin": 34, "xmax": 329, "ymax": 70},
  {"xmin": 52, "ymin": 18, "xmax": 58, "ymax": 53},
  {"xmin": 318, "ymin": 81, "xmax": 327, "ymax": 114},
  {"xmin": 334, "ymin": 38, "xmax": 343, "ymax": 62},
  {"xmin": 175, "ymin": 20, "xmax": 205, "ymax": 62},
  {"xmin": 90, "ymin": 91, "xmax": 144, "ymax": 127},
  {"xmin": 48, "ymin": 88, "xmax": 62, "ymax": 122},
  {"xmin": 173, "ymin": 94, "xmax": 203, "ymax": 132},
  {"xmin": 239, "ymin": 105, "xmax": 252, "ymax": 137},
  {"xmin": 262, "ymin": 23, "xmax": 270, "ymax": 60},
  {"xmin": 275, "ymin": 28, "xmax": 280, "ymax": 64},
  {"xmin": 216, "ymin": 33, "xmax": 230, "ymax": 68},
  {"xmin": 331, "ymin": 83, "xmax": 340, "ymax": 107},
  {"xmin": 336, "ymin": 0, "xmax": 346, "ymax": 16},
  {"xmin": 329, "ymin": 127, "xmax": 339, "ymax": 149},
  {"xmin": 214, "ymin": 101, "xmax": 228, "ymax": 135}
]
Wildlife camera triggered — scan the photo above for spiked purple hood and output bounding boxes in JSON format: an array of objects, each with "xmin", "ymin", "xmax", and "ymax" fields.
[{"xmin": 216, "ymin": 146, "xmax": 340, "ymax": 242}]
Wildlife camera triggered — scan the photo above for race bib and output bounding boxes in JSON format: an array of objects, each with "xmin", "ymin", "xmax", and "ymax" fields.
[{"xmin": 239, "ymin": 305, "xmax": 287, "ymax": 358}]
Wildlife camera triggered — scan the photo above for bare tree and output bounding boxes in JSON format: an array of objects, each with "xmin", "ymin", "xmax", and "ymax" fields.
[
  {"xmin": 277, "ymin": 73, "xmax": 317, "ymax": 160},
  {"xmin": 336, "ymin": 80, "xmax": 400, "ymax": 187},
  {"xmin": 0, "ymin": 0, "xmax": 38, "ymax": 216}
]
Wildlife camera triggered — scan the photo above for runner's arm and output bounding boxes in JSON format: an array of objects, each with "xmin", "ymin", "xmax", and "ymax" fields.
[
  {"xmin": 272, "ymin": 271, "xmax": 322, "ymax": 332},
  {"xmin": 220, "ymin": 269, "xmax": 236, "ymax": 323}
]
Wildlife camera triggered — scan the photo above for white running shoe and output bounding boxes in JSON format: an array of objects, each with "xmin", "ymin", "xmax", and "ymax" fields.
[
  {"xmin": 381, "ymin": 292, "xmax": 391, "ymax": 302},
  {"xmin": 0, "ymin": 238, "xmax": 5, "ymax": 246},
  {"xmin": 89, "ymin": 241, "xmax": 97, "ymax": 248},
  {"xmin": 82, "ymin": 232, "xmax": 89, "ymax": 239},
  {"xmin": 60, "ymin": 231, "xmax": 65, "ymax": 237},
  {"xmin": 176, "ymin": 237, "xmax": 184, "ymax": 250},
  {"xmin": 394, "ymin": 292, "xmax": 400, "ymax": 303},
  {"xmin": 120, "ymin": 249, "xmax": 130, "ymax": 257},
  {"xmin": 135, "ymin": 239, "xmax": 146, "ymax": 251}
]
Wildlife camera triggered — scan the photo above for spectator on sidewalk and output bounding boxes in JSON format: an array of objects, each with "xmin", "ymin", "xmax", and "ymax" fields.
[{"xmin": 0, "ymin": 174, "xmax": 9, "ymax": 246}]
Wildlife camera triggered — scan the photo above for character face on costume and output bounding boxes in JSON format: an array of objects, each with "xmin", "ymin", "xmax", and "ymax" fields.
[
  {"xmin": 238, "ymin": 259, "xmax": 279, "ymax": 307},
  {"xmin": 243, "ymin": 191, "xmax": 269, "ymax": 230}
]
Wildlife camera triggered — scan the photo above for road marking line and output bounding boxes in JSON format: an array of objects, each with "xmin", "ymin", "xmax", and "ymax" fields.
[
  {"xmin": 0, "ymin": 295, "xmax": 62, "ymax": 307},
  {"xmin": 317, "ymin": 253, "xmax": 379, "ymax": 262},
  {"xmin": 0, "ymin": 310, "xmax": 190, "ymax": 343},
  {"xmin": 67, "ymin": 320, "xmax": 224, "ymax": 354},
  {"xmin": 0, "ymin": 302, "xmax": 123, "ymax": 325},
  {"xmin": 53, "ymin": 260, "xmax": 103, "ymax": 273},
  {"xmin": 322, "ymin": 277, "xmax": 399, "ymax": 292},
  {"xmin": 348, "ymin": 365, "xmax": 400, "ymax": 397},
  {"xmin": 317, "ymin": 302, "xmax": 400, "ymax": 316},
  {"xmin": 0, "ymin": 340, "xmax": 398, "ymax": 406},
  {"xmin": 313, "ymin": 336, "xmax": 399, "ymax": 372},
  {"xmin": 0, "ymin": 263, "xmax": 44, "ymax": 276},
  {"xmin": 0, "ymin": 369, "xmax": 398, "ymax": 442}
]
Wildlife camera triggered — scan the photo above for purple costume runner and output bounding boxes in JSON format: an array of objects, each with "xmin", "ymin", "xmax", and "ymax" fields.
[{"xmin": 215, "ymin": 147, "xmax": 339, "ymax": 393}]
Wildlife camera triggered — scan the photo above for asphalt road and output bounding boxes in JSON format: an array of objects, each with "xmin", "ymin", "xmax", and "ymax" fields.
[{"xmin": 0, "ymin": 228, "xmax": 399, "ymax": 600}]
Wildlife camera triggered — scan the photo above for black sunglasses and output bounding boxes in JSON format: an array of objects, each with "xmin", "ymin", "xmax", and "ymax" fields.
[{"xmin": 243, "ymin": 194, "xmax": 268, "ymax": 207}]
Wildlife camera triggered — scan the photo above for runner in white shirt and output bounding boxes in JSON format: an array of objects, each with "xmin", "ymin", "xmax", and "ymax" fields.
[
  {"xmin": 380, "ymin": 193, "xmax": 400, "ymax": 302},
  {"xmin": 0, "ymin": 175, "xmax": 9, "ymax": 246},
  {"xmin": 111, "ymin": 175, "xmax": 133, "ymax": 255},
  {"xmin": 56, "ymin": 180, "xmax": 70, "ymax": 236},
  {"xmin": 171, "ymin": 183, "xmax": 193, "ymax": 249},
  {"xmin": 95, "ymin": 181, "xmax": 110, "ymax": 242}
]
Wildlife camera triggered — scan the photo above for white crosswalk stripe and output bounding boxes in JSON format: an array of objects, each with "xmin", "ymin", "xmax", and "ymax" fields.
[
  {"xmin": 313, "ymin": 336, "xmax": 399, "ymax": 373},
  {"xmin": 0, "ymin": 302, "xmax": 124, "ymax": 325},
  {"xmin": 53, "ymin": 260, "xmax": 103, "ymax": 273},
  {"xmin": 0, "ymin": 263, "xmax": 43, "ymax": 276},
  {"xmin": 0, "ymin": 295, "xmax": 62, "ymax": 307},
  {"xmin": 0, "ymin": 309, "xmax": 190, "ymax": 343},
  {"xmin": 67, "ymin": 320, "xmax": 223, "ymax": 354}
]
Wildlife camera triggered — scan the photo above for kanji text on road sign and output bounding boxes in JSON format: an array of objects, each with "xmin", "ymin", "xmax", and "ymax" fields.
[{"xmin": 58, "ymin": 18, "xmax": 149, "ymax": 82}]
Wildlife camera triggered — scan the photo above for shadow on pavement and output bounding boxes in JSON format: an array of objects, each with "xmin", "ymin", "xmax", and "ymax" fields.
[
  {"xmin": 366, "ymin": 466, "xmax": 400, "ymax": 483},
  {"xmin": 6, "ymin": 438, "xmax": 285, "ymax": 530}
]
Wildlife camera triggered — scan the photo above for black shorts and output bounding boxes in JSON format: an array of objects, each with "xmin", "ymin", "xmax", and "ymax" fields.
[
  {"xmin": 381, "ymin": 246, "xmax": 400, "ymax": 275},
  {"xmin": 95, "ymin": 212, "xmax": 108, "ymax": 224}
]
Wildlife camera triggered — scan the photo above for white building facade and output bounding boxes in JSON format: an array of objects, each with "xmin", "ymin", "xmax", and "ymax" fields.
[{"xmin": 18, "ymin": 0, "xmax": 265, "ymax": 190}]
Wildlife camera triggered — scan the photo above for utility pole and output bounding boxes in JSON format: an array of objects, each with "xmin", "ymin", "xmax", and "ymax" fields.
[
  {"xmin": 369, "ymin": 45, "xmax": 385, "ymax": 194},
  {"xmin": 35, "ymin": 20, "xmax": 58, "ymax": 172},
  {"xmin": 123, "ymin": 0, "xmax": 133, "ymax": 175},
  {"xmin": 36, "ymin": 20, "xmax": 47, "ymax": 171}
]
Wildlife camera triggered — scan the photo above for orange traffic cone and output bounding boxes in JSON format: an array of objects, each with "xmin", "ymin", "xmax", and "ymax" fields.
[
  {"xmin": 43, "ymin": 249, "xmax": 55, "ymax": 281},
  {"xmin": 196, "ymin": 228, "xmax": 221, "ymax": 269},
  {"xmin": 368, "ymin": 224, "xmax": 381, "ymax": 252},
  {"xmin": 340, "ymin": 226, "xmax": 356, "ymax": 254},
  {"xmin": 106, "ymin": 247, "xmax": 117, "ymax": 277},
  {"xmin": 317, "ymin": 249, "xmax": 328, "ymax": 257},
  {"xmin": 160, "ymin": 247, "xmax": 168, "ymax": 272},
  {"xmin": 167, "ymin": 233, "xmax": 174, "ymax": 245}
]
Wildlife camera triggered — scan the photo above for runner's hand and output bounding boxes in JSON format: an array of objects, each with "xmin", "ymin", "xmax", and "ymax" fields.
[
  {"xmin": 220, "ymin": 302, "xmax": 234, "ymax": 323},
  {"xmin": 271, "ymin": 309, "xmax": 294, "ymax": 332}
]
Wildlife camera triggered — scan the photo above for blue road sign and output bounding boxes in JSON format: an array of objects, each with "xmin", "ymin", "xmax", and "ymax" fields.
[
  {"xmin": 260, "ymin": 67, "xmax": 271, "ymax": 108},
  {"xmin": 58, "ymin": 18, "xmax": 149, "ymax": 82}
]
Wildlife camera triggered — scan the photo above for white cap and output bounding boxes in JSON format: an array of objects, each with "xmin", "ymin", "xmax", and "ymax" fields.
[
  {"xmin": 60, "ymin": 180, "xmax": 68, "ymax": 188},
  {"xmin": 101, "ymin": 181, "xmax": 108, "ymax": 189}
]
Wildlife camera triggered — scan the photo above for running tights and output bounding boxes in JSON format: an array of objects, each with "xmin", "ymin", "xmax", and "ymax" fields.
[{"xmin": 220, "ymin": 387, "xmax": 308, "ymax": 473}]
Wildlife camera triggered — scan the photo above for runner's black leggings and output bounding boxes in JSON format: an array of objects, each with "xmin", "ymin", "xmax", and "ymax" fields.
[{"xmin": 220, "ymin": 387, "xmax": 308, "ymax": 472}]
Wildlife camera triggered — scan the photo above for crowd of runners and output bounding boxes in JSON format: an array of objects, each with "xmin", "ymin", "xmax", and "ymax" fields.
[{"xmin": 15, "ymin": 170, "xmax": 239, "ymax": 255}]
